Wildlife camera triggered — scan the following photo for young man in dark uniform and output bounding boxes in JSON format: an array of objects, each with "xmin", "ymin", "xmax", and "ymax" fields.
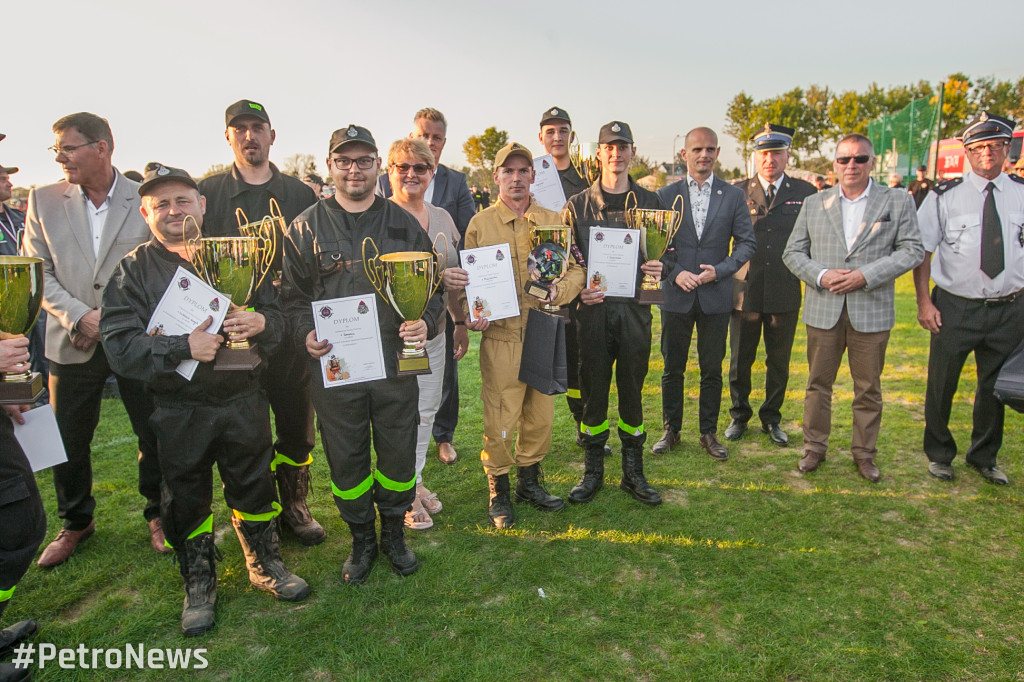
[
  {"xmin": 563, "ymin": 121, "xmax": 666, "ymax": 506},
  {"xmin": 101, "ymin": 164, "xmax": 309, "ymax": 637},
  {"xmin": 197, "ymin": 100, "xmax": 324, "ymax": 545},
  {"xmin": 281, "ymin": 125, "xmax": 444, "ymax": 583},
  {"xmin": 725, "ymin": 125, "xmax": 817, "ymax": 447}
]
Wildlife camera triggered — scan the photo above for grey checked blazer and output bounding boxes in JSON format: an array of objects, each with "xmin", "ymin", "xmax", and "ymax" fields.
[
  {"xmin": 23, "ymin": 171, "xmax": 150, "ymax": 364},
  {"xmin": 783, "ymin": 181, "xmax": 923, "ymax": 333}
]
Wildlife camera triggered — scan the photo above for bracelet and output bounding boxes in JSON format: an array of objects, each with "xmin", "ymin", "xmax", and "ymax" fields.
[{"xmin": 454, "ymin": 320, "xmax": 466, "ymax": 326}]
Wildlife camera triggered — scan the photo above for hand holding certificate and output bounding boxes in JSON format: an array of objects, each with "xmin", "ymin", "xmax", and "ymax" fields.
[
  {"xmin": 312, "ymin": 294, "xmax": 387, "ymax": 387},
  {"xmin": 461, "ymin": 243, "xmax": 520, "ymax": 323},
  {"xmin": 587, "ymin": 227, "xmax": 641, "ymax": 298},
  {"xmin": 147, "ymin": 266, "xmax": 230, "ymax": 380}
]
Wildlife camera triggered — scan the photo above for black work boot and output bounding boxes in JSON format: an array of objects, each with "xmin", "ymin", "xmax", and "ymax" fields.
[
  {"xmin": 0, "ymin": 619, "xmax": 38, "ymax": 659},
  {"xmin": 342, "ymin": 521, "xmax": 378, "ymax": 584},
  {"xmin": 177, "ymin": 533, "xmax": 219, "ymax": 637},
  {"xmin": 276, "ymin": 464, "xmax": 326, "ymax": 546},
  {"xmin": 487, "ymin": 474, "xmax": 515, "ymax": 529},
  {"xmin": 515, "ymin": 463, "xmax": 565, "ymax": 511},
  {"xmin": 232, "ymin": 518, "xmax": 310, "ymax": 602},
  {"xmin": 620, "ymin": 446, "xmax": 662, "ymax": 505},
  {"xmin": 569, "ymin": 446, "xmax": 606, "ymax": 504},
  {"xmin": 379, "ymin": 515, "xmax": 419, "ymax": 576}
]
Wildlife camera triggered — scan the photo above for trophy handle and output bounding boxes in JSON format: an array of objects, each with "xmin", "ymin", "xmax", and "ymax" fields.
[
  {"xmin": 268, "ymin": 197, "xmax": 287, "ymax": 240},
  {"xmin": 235, "ymin": 208, "xmax": 250, "ymax": 236},
  {"xmin": 625, "ymin": 191, "xmax": 637, "ymax": 214},
  {"xmin": 430, "ymin": 232, "xmax": 448, "ymax": 301},
  {"xmin": 568, "ymin": 132, "xmax": 582, "ymax": 178},
  {"xmin": 669, "ymin": 194, "xmax": 683, "ymax": 239},
  {"xmin": 361, "ymin": 237, "xmax": 386, "ymax": 298},
  {"xmin": 182, "ymin": 215, "xmax": 208, "ymax": 281},
  {"xmin": 252, "ymin": 216, "xmax": 277, "ymax": 291}
]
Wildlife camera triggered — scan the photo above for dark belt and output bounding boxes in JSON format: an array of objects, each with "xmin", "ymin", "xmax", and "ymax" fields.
[{"xmin": 978, "ymin": 291, "xmax": 1022, "ymax": 307}]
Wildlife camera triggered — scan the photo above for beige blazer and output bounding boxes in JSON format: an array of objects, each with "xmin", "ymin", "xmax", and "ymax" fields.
[{"xmin": 23, "ymin": 170, "xmax": 149, "ymax": 364}]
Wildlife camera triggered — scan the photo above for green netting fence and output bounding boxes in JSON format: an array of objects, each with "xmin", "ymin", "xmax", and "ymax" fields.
[{"xmin": 868, "ymin": 98, "xmax": 940, "ymax": 181}]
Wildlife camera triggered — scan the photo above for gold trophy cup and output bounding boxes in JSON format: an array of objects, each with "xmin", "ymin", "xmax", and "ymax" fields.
[
  {"xmin": 625, "ymin": 192, "xmax": 682, "ymax": 305},
  {"xmin": 0, "ymin": 256, "xmax": 45, "ymax": 404},
  {"xmin": 362, "ymin": 235, "xmax": 446, "ymax": 376},
  {"xmin": 183, "ymin": 215, "xmax": 276, "ymax": 370},
  {"xmin": 525, "ymin": 215, "xmax": 573, "ymax": 316},
  {"xmin": 569, "ymin": 136, "xmax": 601, "ymax": 185},
  {"xmin": 235, "ymin": 197, "xmax": 287, "ymax": 276}
]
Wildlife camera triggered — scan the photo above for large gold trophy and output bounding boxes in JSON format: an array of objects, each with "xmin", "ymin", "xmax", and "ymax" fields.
[
  {"xmin": 235, "ymin": 198, "xmax": 287, "ymax": 275},
  {"xmin": 625, "ymin": 192, "xmax": 682, "ymax": 305},
  {"xmin": 569, "ymin": 135, "xmax": 601, "ymax": 184},
  {"xmin": 0, "ymin": 256, "xmax": 45, "ymax": 404},
  {"xmin": 183, "ymin": 215, "xmax": 276, "ymax": 370},
  {"xmin": 525, "ymin": 214, "xmax": 573, "ymax": 317},
  {"xmin": 362, "ymin": 236, "xmax": 446, "ymax": 376}
]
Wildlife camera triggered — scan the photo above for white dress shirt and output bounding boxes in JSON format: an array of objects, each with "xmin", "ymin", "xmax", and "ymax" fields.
[
  {"xmin": 81, "ymin": 173, "xmax": 118, "ymax": 258},
  {"xmin": 839, "ymin": 179, "xmax": 872, "ymax": 251}
]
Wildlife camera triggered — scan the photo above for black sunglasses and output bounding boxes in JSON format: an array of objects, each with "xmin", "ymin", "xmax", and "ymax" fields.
[{"xmin": 836, "ymin": 155, "xmax": 871, "ymax": 165}]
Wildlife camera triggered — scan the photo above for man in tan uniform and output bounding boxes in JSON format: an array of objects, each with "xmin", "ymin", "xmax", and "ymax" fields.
[{"xmin": 449, "ymin": 143, "xmax": 584, "ymax": 528}]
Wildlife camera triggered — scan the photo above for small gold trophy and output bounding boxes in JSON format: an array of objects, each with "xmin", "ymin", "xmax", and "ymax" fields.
[
  {"xmin": 362, "ymin": 235, "xmax": 446, "ymax": 376},
  {"xmin": 625, "ymin": 193, "xmax": 682, "ymax": 305},
  {"xmin": 183, "ymin": 215, "xmax": 276, "ymax": 370},
  {"xmin": 525, "ymin": 215, "xmax": 573, "ymax": 316},
  {"xmin": 0, "ymin": 256, "xmax": 45, "ymax": 404}
]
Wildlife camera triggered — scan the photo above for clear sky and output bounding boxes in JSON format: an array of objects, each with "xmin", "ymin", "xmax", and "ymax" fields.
[{"xmin": 4, "ymin": 0, "xmax": 1021, "ymax": 188}]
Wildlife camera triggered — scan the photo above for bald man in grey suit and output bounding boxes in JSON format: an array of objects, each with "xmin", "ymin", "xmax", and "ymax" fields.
[{"xmin": 783, "ymin": 133, "xmax": 923, "ymax": 483}]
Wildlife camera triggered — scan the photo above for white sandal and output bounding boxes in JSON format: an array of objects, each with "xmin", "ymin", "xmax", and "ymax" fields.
[
  {"xmin": 404, "ymin": 496, "xmax": 433, "ymax": 530},
  {"xmin": 417, "ymin": 483, "xmax": 442, "ymax": 514}
]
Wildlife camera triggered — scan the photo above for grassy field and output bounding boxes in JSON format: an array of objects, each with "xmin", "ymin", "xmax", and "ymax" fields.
[{"xmin": 9, "ymin": 274, "xmax": 1024, "ymax": 681}]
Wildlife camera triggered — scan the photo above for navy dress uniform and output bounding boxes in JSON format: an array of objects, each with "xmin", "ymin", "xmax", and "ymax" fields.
[
  {"xmin": 914, "ymin": 111, "xmax": 1024, "ymax": 485},
  {"xmin": 727, "ymin": 125, "xmax": 816, "ymax": 445}
]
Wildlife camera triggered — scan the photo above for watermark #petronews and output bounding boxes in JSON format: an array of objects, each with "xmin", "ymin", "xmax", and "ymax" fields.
[{"xmin": 9, "ymin": 641, "xmax": 209, "ymax": 670}]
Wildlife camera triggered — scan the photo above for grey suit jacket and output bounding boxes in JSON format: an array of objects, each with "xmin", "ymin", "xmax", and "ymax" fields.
[
  {"xmin": 782, "ymin": 181, "xmax": 923, "ymax": 333},
  {"xmin": 657, "ymin": 175, "xmax": 756, "ymax": 315},
  {"xmin": 23, "ymin": 170, "xmax": 150, "ymax": 364},
  {"xmin": 378, "ymin": 164, "xmax": 476, "ymax": 239}
]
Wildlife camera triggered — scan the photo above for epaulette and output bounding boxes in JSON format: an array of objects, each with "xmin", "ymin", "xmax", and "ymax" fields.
[
  {"xmin": 1009, "ymin": 174, "xmax": 1024, "ymax": 186},
  {"xmin": 932, "ymin": 177, "xmax": 963, "ymax": 195}
]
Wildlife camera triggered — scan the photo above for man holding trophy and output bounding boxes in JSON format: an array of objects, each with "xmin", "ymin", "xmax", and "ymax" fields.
[
  {"xmin": 280, "ymin": 125, "xmax": 444, "ymax": 583},
  {"xmin": 100, "ymin": 163, "xmax": 309, "ymax": 637},
  {"xmin": 199, "ymin": 100, "xmax": 324, "ymax": 546},
  {"xmin": 562, "ymin": 121, "xmax": 666, "ymax": 506},
  {"xmin": 447, "ymin": 142, "xmax": 583, "ymax": 529}
]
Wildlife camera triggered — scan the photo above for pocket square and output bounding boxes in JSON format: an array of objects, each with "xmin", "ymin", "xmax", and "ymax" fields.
[{"xmin": 877, "ymin": 213, "xmax": 891, "ymax": 222}]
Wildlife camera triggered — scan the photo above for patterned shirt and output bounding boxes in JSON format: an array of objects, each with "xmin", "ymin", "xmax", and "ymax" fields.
[{"xmin": 687, "ymin": 175, "xmax": 712, "ymax": 239}]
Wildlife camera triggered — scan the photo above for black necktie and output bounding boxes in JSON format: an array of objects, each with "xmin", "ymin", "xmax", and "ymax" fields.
[
  {"xmin": 981, "ymin": 181, "xmax": 1004, "ymax": 279},
  {"xmin": 766, "ymin": 183, "xmax": 775, "ymax": 206}
]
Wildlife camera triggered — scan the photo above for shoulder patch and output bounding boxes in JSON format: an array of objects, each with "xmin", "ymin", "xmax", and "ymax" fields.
[
  {"xmin": 1009, "ymin": 174, "xmax": 1024, "ymax": 186},
  {"xmin": 932, "ymin": 177, "xmax": 963, "ymax": 195}
]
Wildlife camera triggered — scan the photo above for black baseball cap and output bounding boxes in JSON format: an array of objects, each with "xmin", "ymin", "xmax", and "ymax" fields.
[
  {"xmin": 540, "ymin": 106, "xmax": 571, "ymax": 128},
  {"xmin": 329, "ymin": 125, "xmax": 377, "ymax": 154},
  {"xmin": 225, "ymin": 99, "xmax": 271, "ymax": 128},
  {"xmin": 138, "ymin": 162, "xmax": 199, "ymax": 196},
  {"xmin": 598, "ymin": 121, "xmax": 633, "ymax": 144}
]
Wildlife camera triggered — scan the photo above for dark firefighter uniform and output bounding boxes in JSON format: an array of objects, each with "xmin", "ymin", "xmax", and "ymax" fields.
[
  {"xmin": 280, "ymin": 195, "xmax": 444, "ymax": 525},
  {"xmin": 0, "ymin": 414, "xmax": 47, "ymax": 615}
]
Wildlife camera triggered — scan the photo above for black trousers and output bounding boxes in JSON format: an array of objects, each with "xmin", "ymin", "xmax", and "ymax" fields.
[
  {"xmin": 728, "ymin": 308, "xmax": 799, "ymax": 426},
  {"xmin": 263, "ymin": 341, "xmax": 315, "ymax": 466},
  {"xmin": 577, "ymin": 301, "xmax": 652, "ymax": 448},
  {"xmin": 49, "ymin": 346, "xmax": 160, "ymax": 530},
  {"xmin": 311, "ymin": 370, "xmax": 418, "ymax": 525},
  {"xmin": 660, "ymin": 303, "xmax": 730, "ymax": 435},
  {"xmin": 152, "ymin": 392, "xmax": 278, "ymax": 547},
  {"xmin": 0, "ymin": 416, "xmax": 47, "ymax": 597},
  {"xmin": 431, "ymin": 313, "xmax": 460, "ymax": 444},
  {"xmin": 564, "ymin": 299, "xmax": 583, "ymax": 422},
  {"xmin": 924, "ymin": 288, "xmax": 1024, "ymax": 469}
]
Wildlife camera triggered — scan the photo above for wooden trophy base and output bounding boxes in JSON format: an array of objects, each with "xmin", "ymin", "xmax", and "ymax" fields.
[
  {"xmin": 0, "ymin": 371, "xmax": 45, "ymax": 405},
  {"xmin": 214, "ymin": 343, "xmax": 262, "ymax": 371},
  {"xmin": 397, "ymin": 350, "xmax": 431, "ymax": 376},
  {"xmin": 636, "ymin": 287, "xmax": 663, "ymax": 306}
]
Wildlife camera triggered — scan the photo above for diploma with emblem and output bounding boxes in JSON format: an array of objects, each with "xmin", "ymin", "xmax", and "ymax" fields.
[
  {"xmin": 147, "ymin": 266, "xmax": 231, "ymax": 380},
  {"xmin": 312, "ymin": 293, "xmax": 387, "ymax": 387},
  {"xmin": 529, "ymin": 153, "xmax": 567, "ymax": 212},
  {"xmin": 460, "ymin": 243, "xmax": 521, "ymax": 323},
  {"xmin": 587, "ymin": 227, "xmax": 641, "ymax": 298}
]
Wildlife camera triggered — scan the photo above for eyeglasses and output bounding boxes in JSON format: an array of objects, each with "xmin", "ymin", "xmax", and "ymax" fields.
[
  {"xmin": 48, "ymin": 140, "xmax": 99, "ymax": 157},
  {"xmin": 390, "ymin": 163, "xmax": 432, "ymax": 175},
  {"xmin": 331, "ymin": 156, "xmax": 376, "ymax": 170},
  {"xmin": 835, "ymin": 155, "xmax": 871, "ymax": 165},
  {"xmin": 966, "ymin": 141, "xmax": 1007, "ymax": 154}
]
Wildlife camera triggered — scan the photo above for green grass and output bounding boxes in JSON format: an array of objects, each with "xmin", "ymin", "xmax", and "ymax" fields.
[{"xmin": 10, "ymin": 273, "xmax": 1024, "ymax": 680}]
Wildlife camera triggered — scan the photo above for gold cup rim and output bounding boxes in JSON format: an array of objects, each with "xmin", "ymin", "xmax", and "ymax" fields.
[
  {"xmin": 379, "ymin": 251, "xmax": 432, "ymax": 263},
  {"xmin": 0, "ymin": 256, "xmax": 44, "ymax": 266}
]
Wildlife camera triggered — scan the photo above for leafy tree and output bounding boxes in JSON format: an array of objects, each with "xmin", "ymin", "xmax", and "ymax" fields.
[
  {"xmin": 939, "ymin": 73, "xmax": 973, "ymax": 138},
  {"xmin": 629, "ymin": 154, "xmax": 656, "ymax": 181},
  {"xmin": 462, "ymin": 127, "xmax": 509, "ymax": 173},
  {"xmin": 281, "ymin": 153, "xmax": 319, "ymax": 178},
  {"xmin": 198, "ymin": 162, "xmax": 231, "ymax": 180},
  {"xmin": 972, "ymin": 76, "xmax": 1024, "ymax": 122},
  {"xmin": 723, "ymin": 92, "xmax": 759, "ymax": 159}
]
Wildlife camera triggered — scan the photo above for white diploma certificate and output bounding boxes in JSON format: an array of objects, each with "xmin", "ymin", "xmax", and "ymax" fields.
[
  {"xmin": 587, "ymin": 227, "xmax": 641, "ymax": 298},
  {"xmin": 529, "ymin": 153, "xmax": 567, "ymax": 212},
  {"xmin": 13, "ymin": 405, "xmax": 68, "ymax": 472},
  {"xmin": 147, "ymin": 266, "xmax": 230, "ymax": 380},
  {"xmin": 460, "ymin": 243, "xmax": 520, "ymax": 323},
  {"xmin": 312, "ymin": 294, "xmax": 387, "ymax": 387}
]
